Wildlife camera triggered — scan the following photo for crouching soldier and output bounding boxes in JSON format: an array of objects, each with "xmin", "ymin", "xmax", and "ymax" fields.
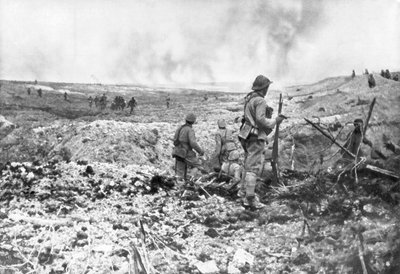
[
  {"xmin": 172, "ymin": 113, "xmax": 205, "ymax": 180},
  {"xmin": 220, "ymin": 150, "xmax": 243, "ymax": 186},
  {"xmin": 213, "ymin": 119, "xmax": 242, "ymax": 184}
]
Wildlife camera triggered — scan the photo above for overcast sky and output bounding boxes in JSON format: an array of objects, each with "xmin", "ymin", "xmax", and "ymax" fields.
[{"xmin": 0, "ymin": 0, "xmax": 399, "ymax": 86}]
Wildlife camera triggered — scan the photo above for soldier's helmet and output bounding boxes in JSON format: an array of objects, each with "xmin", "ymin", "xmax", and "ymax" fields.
[
  {"xmin": 185, "ymin": 113, "xmax": 196, "ymax": 123},
  {"xmin": 252, "ymin": 75, "xmax": 273, "ymax": 91},
  {"xmin": 217, "ymin": 119, "xmax": 226, "ymax": 128},
  {"xmin": 228, "ymin": 150, "xmax": 240, "ymax": 161}
]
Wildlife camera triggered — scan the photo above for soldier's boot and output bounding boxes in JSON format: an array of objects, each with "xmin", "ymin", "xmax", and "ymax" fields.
[
  {"xmin": 243, "ymin": 195, "xmax": 265, "ymax": 209},
  {"xmin": 242, "ymin": 172, "xmax": 265, "ymax": 209},
  {"xmin": 237, "ymin": 171, "xmax": 246, "ymax": 198}
]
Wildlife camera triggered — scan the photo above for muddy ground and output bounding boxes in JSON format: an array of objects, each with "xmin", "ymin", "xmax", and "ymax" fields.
[{"xmin": 0, "ymin": 74, "xmax": 400, "ymax": 273}]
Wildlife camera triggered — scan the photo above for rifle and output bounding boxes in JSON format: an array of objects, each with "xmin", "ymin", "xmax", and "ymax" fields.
[{"xmin": 271, "ymin": 93, "xmax": 283, "ymax": 185}]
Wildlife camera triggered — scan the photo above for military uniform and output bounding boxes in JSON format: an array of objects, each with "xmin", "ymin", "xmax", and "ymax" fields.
[
  {"xmin": 238, "ymin": 75, "xmax": 283, "ymax": 209},
  {"xmin": 214, "ymin": 119, "xmax": 242, "ymax": 183},
  {"xmin": 173, "ymin": 113, "xmax": 204, "ymax": 180}
]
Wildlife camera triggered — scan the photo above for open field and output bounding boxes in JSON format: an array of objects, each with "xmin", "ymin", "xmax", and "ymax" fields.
[{"xmin": 1, "ymin": 73, "xmax": 400, "ymax": 273}]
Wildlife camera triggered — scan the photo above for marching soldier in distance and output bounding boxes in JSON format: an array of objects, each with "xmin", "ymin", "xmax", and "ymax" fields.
[
  {"xmin": 166, "ymin": 95, "xmax": 171, "ymax": 109},
  {"xmin": 88, "ymin": 96, "xmax": 93, "ymax": 108},
  {"xmin": 127, "ymin": 97, "xmax": 137, "ymax": 114},
  {"xmin": 368, "ymin": 74, "xmax": 376, "ymax": 88},
  {"xmin": 27, "ymin": 87, "xmax": 31, "ymax": 95},
  {"xmin": 351, "ymin": 70, "xmax": 356, "ymax": 78},
  {"xmin": 37, "ymin": 88, "xmax": 42, "ymax": 97}
]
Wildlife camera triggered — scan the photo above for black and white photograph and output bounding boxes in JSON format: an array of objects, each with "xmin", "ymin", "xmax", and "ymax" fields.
[{"xmin": 0, "ymin": 0, "xmax": 400, "ymax": 273}]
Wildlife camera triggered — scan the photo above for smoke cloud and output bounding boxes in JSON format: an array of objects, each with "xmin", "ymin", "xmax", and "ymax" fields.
[{"xmin": 0, "ymin": 0, "xmax": 399, "ymax": 86}]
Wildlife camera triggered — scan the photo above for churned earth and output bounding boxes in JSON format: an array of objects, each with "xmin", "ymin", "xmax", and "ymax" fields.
[{"xmin": 0, "ymin": 73, "xmax": 399, "ymax": 273}]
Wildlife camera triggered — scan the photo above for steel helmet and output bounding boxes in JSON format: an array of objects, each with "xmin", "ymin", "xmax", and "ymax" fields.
[
  {"xmin": 217, "ymin": 119, "xmax": 226, "ymax": 128},
  {"xmin": 252, "ymin": 75, "xmax": 273, "ymax": 91},
  {"xmin": 185, "ymin": 113, "xmax": 197, "ymax": 123}
]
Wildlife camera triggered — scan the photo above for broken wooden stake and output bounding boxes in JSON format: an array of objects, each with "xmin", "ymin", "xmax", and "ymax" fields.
[
  {"xmin": 304, "ymin": 118, "xmax": 399, "ymax": 180},
  {"xmin": 363, "ymin": 97, "xmax": 376, "ymax": 137}
]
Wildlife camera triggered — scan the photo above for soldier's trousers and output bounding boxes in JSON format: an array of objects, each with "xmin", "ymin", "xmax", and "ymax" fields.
[
  {"xmin": 175, "ymin": 158, "xmax": 187, "ymax": 180},
  {"xmin": 221, "ymin": 162, "xmax": 242, "ymax": 182},
  {"xmin": 242, "ymin": 136, "xmax": 265, "ymax": 175}
]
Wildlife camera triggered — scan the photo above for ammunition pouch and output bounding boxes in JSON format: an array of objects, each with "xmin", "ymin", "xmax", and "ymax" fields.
[{"xmin": 172, "ymin": 146, "xmax": 187, "ymax": 160}]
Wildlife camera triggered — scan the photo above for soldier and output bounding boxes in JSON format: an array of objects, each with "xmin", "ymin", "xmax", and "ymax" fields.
[
  {"xmin": 364, "ymin": 69, "xmax": 369, "ymax": 75},
  {"xmin": 368, "ymin": 74, "xmax": 376, "ymax": 88},
  {"xmin": 64, "ymin": 91, "xmax": 68, "ymax": 101},
  {"xmin": 393, "ymin": 74, "xmax": 399, "ymax": 81},
  {"xmin": 100, "ymin": 93, "xmax": 107, "ymax": 110},
  {"xmin": 385, "ymin": 69, "xmax": 391, "ymax": 79},
  {"xmin": 383, "ymin": 134, "xmax": 400, "ymax": 155},
  {"xmin": 340, "ymin": 119, "xmax": 372, "ymax": 163},
  {"xmin": 127, "ymin": 97, "xmax": 137, "ymax": 114},
  {"xmin": 88, "ymin": 96, "xmax": 93, "ymax": 108},
  {"xmin": 27, "ymin": 87, "xmax": 31, "ymax": 95},
  {"xmin": 351, "ymin": 70, "xmax": 356, "ymax": 78},
  {"xmin": 380, "ymin": 70, "xmax": 385, "ymax": 77},
  {"xmin": 37, "ymin": 88, "xmax": 42, "ymax": 97},
  {"xmin": 238, "ymin": 75, "xmax": 285, "ymax": 209},
  {"xmin": 166, "ymin": 95, "xmax": 171, "ymax": 109},
  {"xmin": 172, "ymin": 113, "xmax": 205, "ymax": 180},
  {"xmin": 212, "ymin": 119, "xmax": 242, "ymax": 183}
]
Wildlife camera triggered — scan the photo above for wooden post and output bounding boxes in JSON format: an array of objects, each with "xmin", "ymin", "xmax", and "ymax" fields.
[
  {"xmin": 363, "ymin": 97, "xmax": 376, "ymax": 137},
  {"xmin": 271, "ymin": 94, "xmax": 283, "ymax": 185}
]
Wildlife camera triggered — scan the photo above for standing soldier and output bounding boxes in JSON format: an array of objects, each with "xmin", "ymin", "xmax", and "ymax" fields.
[
  {"xmin": 37, "ymin": 88, "xmax": 42, "ymax": 97},
  {"xmin": 27, "ymin": 87, "xmax": 31, "ymax": 95},
  {"xmin": 368, "ymin": 74, "xmax": 376, "ymax": 88},
  {"xmin": 351, "ymin": 70, "xmax": 356, "ymax": 78},
  {"xmin": 88, "ymin": 96, "xmax": 93, "ymax": 108},
  {"xmin": 172, "ymin": 113, "xmax": 205, "ymax": 181},
  {"xmin": 364, "ymin": 69, "xmax": 369, "ymax": 75},
  {"xmin": 127, "ymin": 97, "xmax": 137, "ymax": 114},
  {"xmin": 385, "ymin": 69, "xmax": 392, "ymax": 79},
  {"xmin": 166, "ymin": 95, "xmax": 171, "ymax": 109},
  {"xmin": 238, "ymin": 75, "xmax": 285, "ymax": 209},
  {"xmin": 64, "ymin": 91, "xmax": 68, "ymax": 101}
]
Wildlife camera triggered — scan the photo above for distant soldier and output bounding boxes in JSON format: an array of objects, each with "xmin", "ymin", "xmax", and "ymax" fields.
[
  {"xmin": 64, "ymin": 91, "xmax": 68, "ymax": 101},
  {"xmin": 351, "ymin": 70, "xmax": 356, "ymax": 78},
  {"xmin": 380, "ymin": 70, "xmax": 385, "ymax": 77},
  {"xmin": 100, "ymin": 94, "xmax": 107, "ymax": 110},
  {"xmin": 127, "ymin": 97, "xmax": 137, "ymax": 114},
  {"xmin": 37, "ymin": 88, "xmax": 42, "ymax": 97},
  {"xmin": 94, "ymin": 96, "xmax": 100, "ymax": 108},
  {"xmin": 166, "ymin": 95, "xmax": 171, "ymax": 109},
  {"xmin": 172, "ymin": 113, "xmax": 205, "ymax": 180},
  {"xmin": 385, "ymin": 69, "xmax": 391, "ymax": 79},
  {"xmin": 368, "ymin": 74, "xmax": 376, "ymax": 88},
  {"xmin": 27, "ymin": 87, "xmax": 31, "ymax": 95},
  {"xmin": 364, "ymin": 69, "xmax": 369, "ymax": 75},
  {"xmin": 393, "ymin": 74, "xmax": 399, "ymax": 81},
  {"xmin": 88, "ymin": 96, "xmax": 93, "ymax": 108}
]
